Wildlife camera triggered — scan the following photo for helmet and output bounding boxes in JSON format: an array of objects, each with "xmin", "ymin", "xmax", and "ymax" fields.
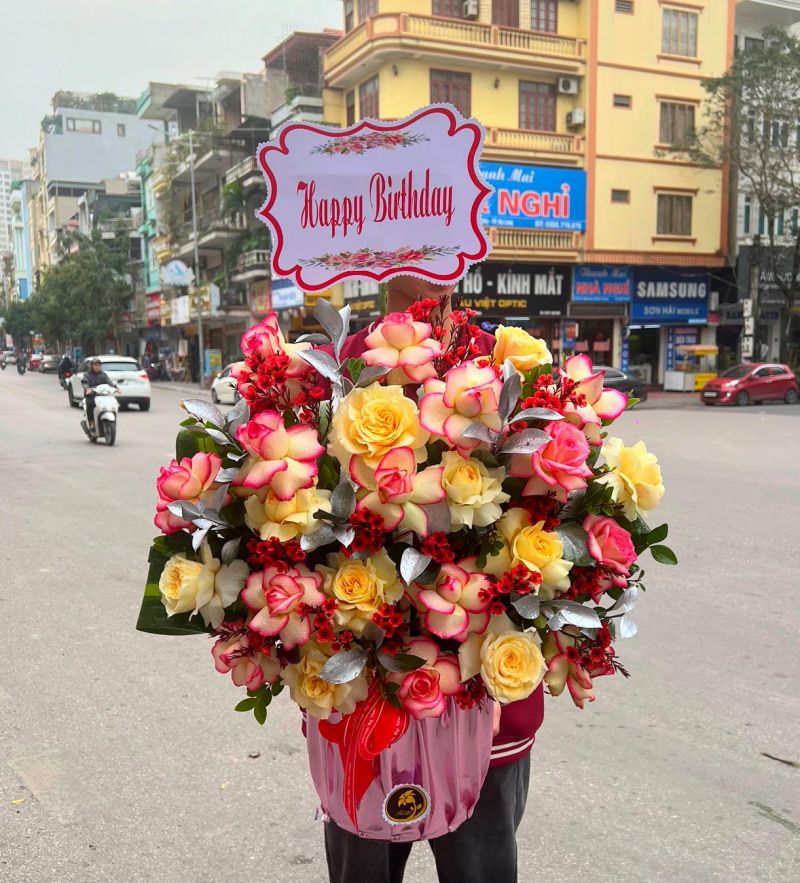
[{"xmin": 91, "ymin": 358, "xmax": 102, "ymax": 366}]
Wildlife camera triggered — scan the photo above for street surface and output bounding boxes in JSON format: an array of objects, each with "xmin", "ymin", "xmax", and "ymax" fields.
[{"xmin": 1, "ymin": 369, "xmax": 798, "ymax": 883}]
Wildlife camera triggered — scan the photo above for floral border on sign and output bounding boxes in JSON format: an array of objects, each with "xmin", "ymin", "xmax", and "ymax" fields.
[
  {"xmin": 300, "ymin": 245, "xmax": 458, "ymax": 271},
  {"xmin": 311, "ymin": 130, "xmax": 430, "ymax": 156}
]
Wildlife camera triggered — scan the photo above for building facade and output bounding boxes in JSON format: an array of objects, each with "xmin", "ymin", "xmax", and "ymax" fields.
[
  {"xmin": 0, "ymin": 159, "xmax": 24, "ymax": 257},
  {"xmin": 9, "ymin": 179, "xmax": 33, "ymax": 301},
  {"xmin": 322, "ymin": 0, "xmax": 736, "ymax": 384}
]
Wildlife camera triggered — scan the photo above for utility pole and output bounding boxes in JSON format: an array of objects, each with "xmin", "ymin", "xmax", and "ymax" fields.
[{"xmin": 188, "ymin": 130, "xmax": 205, "ymax": 387}]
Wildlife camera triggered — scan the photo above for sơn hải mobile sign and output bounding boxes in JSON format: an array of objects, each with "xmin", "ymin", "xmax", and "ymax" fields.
[{"xmin": 256, "ymin": 104, "xmax": 492, "ymax": 291}]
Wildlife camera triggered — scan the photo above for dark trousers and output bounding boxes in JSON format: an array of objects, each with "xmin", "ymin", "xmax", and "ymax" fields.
[{"xmin": 324, "ymin": 755, "xmax": 530, "ymax": 883}]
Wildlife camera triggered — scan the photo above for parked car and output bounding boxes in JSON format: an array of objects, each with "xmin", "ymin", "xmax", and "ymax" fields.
[
  {"xmin": 592, "ymin": 366, "xmax": 649, "ymax": 403},
  {"xmin": 39, "ymin": 353, "xmax": 60, "ymax": 372},
  {"xmin": 68, "ymin": 355, "xmax": 152, "ymax": 410},
  {"xmin": 1, "ymin": 349, "xmax": 15, "ymax": 367},
  {"xmin": 28, "ymin": 352, "xmax": 42, "ymax": 371},
  {"xmin": 211, "ymin": 363, "xmax": 240, "ymax": 405},
  {"xmin": 701, "ymin": 363, "xmax": 799, "ymax": 406}
]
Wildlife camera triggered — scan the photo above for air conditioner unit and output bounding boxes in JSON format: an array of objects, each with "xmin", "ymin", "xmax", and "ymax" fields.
[
  {"xmin": 558, "ymin": 76, "xmax": 580, "ymax": 95},
  {"xmin": 566, "ymin": 108, "xmax": 586, "ymax": 129},
  {"xmin": 462, "ymin": 0, "xmax": 479, "ymax": 20}
]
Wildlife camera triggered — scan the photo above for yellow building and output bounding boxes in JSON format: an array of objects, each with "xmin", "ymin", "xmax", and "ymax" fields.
[{"xmin": 322, "ymin": 0, "xmax": 736, "ymax": 381}]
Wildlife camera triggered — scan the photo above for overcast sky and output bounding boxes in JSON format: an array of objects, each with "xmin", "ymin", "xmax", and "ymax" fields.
[{"xmin": 1, "ymin": 0, "xmax": 341, "ymax": 160}]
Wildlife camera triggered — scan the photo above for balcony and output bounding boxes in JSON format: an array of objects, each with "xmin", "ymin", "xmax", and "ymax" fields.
[
  {"xmin": 270, "ymin": 95, "xmax": 325, "ymax": 128},
  {"xmin": 224, "ymin": 155, "xmax": 264, "ymax": 191},
  {"xmin": 232, "ymin": 249, "xmax": 270, "ymax": 283},
  {"xmin": 172, "ymin": 147, "xmax": 245, "ymax": 185},
  {"xmin": 488, "ymin": 227, "xmax": 581, "ymax": 259},
  {"xmin": 151, "ymin": 169, "xmax": 170, "ymax": 199},
  {"xmin": 484, "ymin": 128, "xmax": 584, "ymax": 165},
  {"xmin": 132, "ymin": 208, "xmax": 145, "ymax": 229},
  {"xmin": 152, "ymin": 235, "xmax": 174, "ymax": 265},
  {"xmin": 325, "ymin": 14, "xmax": 585, "ymax": 86},
  {"xmin": 736, "ymin": 1, "xmax": 800, "ymax": 30}
]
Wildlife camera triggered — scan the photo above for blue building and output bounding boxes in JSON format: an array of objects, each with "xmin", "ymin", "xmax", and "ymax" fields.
[{"xmin": 9, "ymin": 179, "xmax": 32, "ymax": 300}]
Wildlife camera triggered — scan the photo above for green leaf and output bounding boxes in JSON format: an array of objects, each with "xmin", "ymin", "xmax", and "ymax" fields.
[
  {"xmin": 345, "ymin": 357, "xmax": 366, "ymax": 384},
  {"xmin": 650, "ymin": 544, "xmax": 678, "ymax": 565},
  {"xmin": 235, "ymin": 698, "xmax": 257, "ymax": 712},
  {"xmin": 378, "ymin": 652, "xmax": 426, "ymax": 673},
  {"xmin": 175, "ymin": 428, "xmax": 218, "ymax": 461},
  {"xmin": 646, "ymin": 524, "xmax": 669, "ymax": 544},
  {"xmin": 626, "ymin": 397, "xmax": 641, "ymax": 410},
  {"xmin": 319, "ymin": 400, "xmax": 331, "ymax": 439},
  {"xmin": 317, "ymin": 453, "xmax": 341, "ymax": 491},
  {"xmin": 271, "ymin": 682, "xmax": 284, "ymax": 697},
  {"xmin": 253, "ymin": 703, "xmax": 268, "ymax": 725}
]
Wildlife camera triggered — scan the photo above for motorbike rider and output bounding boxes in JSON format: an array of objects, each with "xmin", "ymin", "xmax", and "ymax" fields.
[
  {"xmin": 58, "ymin": 353, "xmax": 75, "ymax": 383},
  {"xmin": 81, "ymin": 358, "xmax": 116, "ymax": 429}
]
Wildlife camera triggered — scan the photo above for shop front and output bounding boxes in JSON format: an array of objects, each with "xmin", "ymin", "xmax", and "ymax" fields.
[
  {"xmin": 569, "ymin": 266, "xmax": 632, "ymax": 368},
  {"xmin": 630, "ymin": 268, "xmax": 710, "ymax": 387},
  {"xmin": 454, "ymin": 262, "xmax": 571, "ymax": 360}
]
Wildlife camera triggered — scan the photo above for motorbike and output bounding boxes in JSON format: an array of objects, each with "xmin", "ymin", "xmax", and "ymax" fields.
[
  {"xmin": 17, "ymin": 359, "xmax": 26, "ymax": 375},
  {"xmin": 59, "ymin": 370, "xmax": 73, "ymax": 390},
  {"xmin": 81, "ymin": 384, "xmax": 120, "ymax": 446}
]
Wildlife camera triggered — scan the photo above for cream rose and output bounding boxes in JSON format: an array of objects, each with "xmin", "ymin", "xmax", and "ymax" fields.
[
  {"xmin": 318, "ymin": 550, "xmax": 403, "ymax": 634},
  {"xmin": 492, "ymin": 326, "xmax": 552, "ymax": 374},
  {"xmin": 280, "ymin": 643, "xmax": 369, "ymax": 719},
  {"xmin": 597, "ymin": 438, "xmax": 665, "ymax": 519},
  {"xmin": 329, "ymin": 383, "xmax": 429, "ymax": 469},
  {"xmin": 441, "ymin": 451, "xmax": 510, "ymax": 529},
  {"xmin": 158, "ymin": 542, "xmax": 248, "ymax": 628},
  {"xmin": 244, "ymin": 486, "xmax": 332, "ymax": 541}
]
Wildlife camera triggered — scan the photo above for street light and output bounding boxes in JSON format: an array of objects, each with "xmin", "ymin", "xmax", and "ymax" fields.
[{"xmin": 187, "ymin": 129, "xmax": 205, "ymax": 388}]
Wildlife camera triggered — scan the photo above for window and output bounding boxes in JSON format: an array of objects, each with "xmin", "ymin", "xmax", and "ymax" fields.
[
  {"xmin": 358, "ymin": 0, "xmax": 378, "ymax": 23},
  {"xmin": 743, "ymin": 36, "xmax": 764, "ymax": 53},
  {"xmin": 93, "ymin": 120, "xmax": 102, "ymax": 134},
  {"xmin": 433, "ymin": 0, "xmax": 463, "ymax": 17},
  {"xmin": 753, "ymin": 367, "xmax": 770, "ymax": 378},
  {"xmin": 359, "ymin": 76, "xmax": 379, "ymax": 120},
  {"xmin": 430, "ymin": 70, "xmax": 471, "ymax": 117},
  {"xmin": 743, "ymin": 195, "xmax": 752, "ymax": 234},
  {"xmin": 659, "ymin": 102, "xmax": 695, "ymax": 145},
  {"xmin": 657, "ymin": 193, "xmax": 693, "ymax": 236},
  {"xmin": 519, "ymin": 81, "xmax": 556, "ymax": 131},
  {"xmin": 611, "ymin": 189, "xmax": 630, "ymax": 204},
  {"xmin": 613, "ymin": 94, "xmax": 632, "ymax": 108},
  {"xmin": 346, "ymin": 90, "xmax": 355, "ymax": 126},
  {"xmin": 344, "ymin": 0, "xmax": 354, "ymax": 31},
  {"xmin": 117, "ymin": 123, "xmax": 126, "ymax": 137},
  {"xmin": 615, "ymin": 0, "xmax": 634, "ymax": 13},
  {"xmin": 662, "ymin": 8, "xmax": 698, "ymax": 57},
  {"xmin": 493, "ymin": 0, "xmax": 519, "ymax": 28},
  {"xmin": 530, "ymin": 0, "xmax": 558, "ymax": 33},
  {"xmin": 66, "ymin": 117, "xmax": 102, "ymax": 134}
]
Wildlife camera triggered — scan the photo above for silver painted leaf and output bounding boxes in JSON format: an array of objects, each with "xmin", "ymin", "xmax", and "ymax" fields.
[
  {"xmin": 333, "ymin": 525, "xmax": 356, "ymax": 548},
  {"xmin": 509, "ymin": 407, "xmax": 564, "ymax": 424},
  {"xmin": 167, "ymin": 500, "xmax": 206, "ymax": 521},
  {"xmin": 463, "ymin": 422, "xmax": 497, "ymax": 444},
  {"xmin": 216, "ymin": 466, "xmax": 242, "ymax": 483},
  {"xmin": 224, "ymin": 397, "xmax": 250, "ymax": 433},
  {"xmin": 298, "ymin": 349, "xmax": 341, "ymax": 384},
  {"xmin": 609, "ymin": 613, "xmax": 638, "ymax": 640},
  {"xmin": 191, "ymin": 525, "xmax": 211, "ymax": 552},
  {"xmin": 605, "ymin": 586, "xmax": 639, "ymax": 618},
  {"xmin": 555, "ymin": 523, "xmax": 594, "ymax": 566},
  {"xmin": 320, "ymin": 649, "xmax": 367, "ymax": 684},
  {"xmin": 181, "ymin": 398, "xmax": 224, "ymax": 428},
  {"xmin": 499, "ymin": 428, "xmax": 550, "ymax": 456},
  {"xmin": 377, "ymin": 652, "xmax": 426, "ymax": 673},
  {"xmin": 400, "ymin": 548, "xmax": 433, "ymax": 585},
  {"xmin": 545, "ymin": 600, "xmax": 602, "ymax": 631},
  {"xmin": 423, "ymin": 500, "xmax": 452, "ymax": 536},
  {"xmin": 498, "ymin": 371, "xmax": 522, "ymax": 425},
  {"xmin": 336, "ymin": 304, "xmax": 352, "ymax": 358},
  {"xmin": 331, "ymin": 478, "xmax": 356, "ymax": 520},
  {"xmin": 356, "ymin": 365, "xmax": 391, "ymax": 387},
  {"xmin": 502, "ymin": 360, "xmax": 518, "ymax": 382},
  {"xmin": 313, "ymin": 298, "xmax": 344, "ymax": 348},
  {"xmin": 300, "ymin": 524, "xmax": 338, "ymax": 551},
  {"xmin": 221, "ymin": 537, "xmax": 241, "ymax": 565},
  {"xmin": 203, "ymin": 427, "xmax": 231, "ymax": 445},
  {"xmin": 362, "ymin": 622, "xmax": 386, "ymax": 648},
  {"xmin": 512, "ymin": 595, "xmax": 541, "ymax": 620},
  {"xmin": 296, "ymin": 332, "xmax": 331, "ymax": 345}
]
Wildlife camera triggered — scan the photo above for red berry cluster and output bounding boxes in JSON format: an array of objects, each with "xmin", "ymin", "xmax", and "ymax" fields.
[
  {"xmin": 518, "ymin": 496, "xmax": 561, "ymax": 531},
  {"xmin": 246, "ymin": 537, "xmax": 306, "ymax": 571},
  {"xmin": 372, "ymin": 602, "xmax": 406, "ymax": 653},
  {"xmin": 479, "ymin": 563, "xmax": 543, "ymax": 616},
  {"xmin": 455, "ymin": 675, "xmax": 487, "ymax": 710},
  {"xmin": 567, "ymin": 624, "xmax": 615, "ymax": 678},
  {"xmin": 560, "ymin": 565, "xmax": 611, "ymax": 604},
  {"xmin": 407, "ymin": 298, "xmax": 440, "ymax": 322},
  {"xmin": 420, "ymin": 532, "xmax": 455, "ymax": 564},
  {"xmin": 291, "ymin": 385, "xmax": 327, "ymax": 425},
  {"xmin": 342, "ymin": 509, "xmax": 386, "ymax": 557}
]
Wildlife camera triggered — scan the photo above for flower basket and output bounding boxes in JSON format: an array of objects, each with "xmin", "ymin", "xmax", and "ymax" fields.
[{"xmin": 306, "ymin": 690, "xmax": 494, "ymax": 841}]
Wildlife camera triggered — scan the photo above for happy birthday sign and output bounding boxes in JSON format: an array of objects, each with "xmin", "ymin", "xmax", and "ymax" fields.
[{"xmin": 256, "ymin": 104, "xmax": 492, "ymax": 291}]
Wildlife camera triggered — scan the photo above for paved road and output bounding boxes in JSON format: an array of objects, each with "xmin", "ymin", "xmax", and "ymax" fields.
[{"xmin": 1, "ymin": 370, "xmax": 798, "ymax": 883}]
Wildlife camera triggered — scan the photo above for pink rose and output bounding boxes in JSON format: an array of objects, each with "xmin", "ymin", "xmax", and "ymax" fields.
[
  {"xmin": 154, "ymin": 452, "xmax": 221, "ymax": 534},
  {"xmin": 363, "ymin": 311, "xmax": 443, "ymax": 385},
  {"xmin": 242, "ymin": 565, "xmax": 326, "ymax": 650},
  {"xmin": 510, "ymin": 420, "xmax": 592, "ymax": 500},
  {"xmin": 412, "ymin": 560, "xmax": 491, "ymax": 642},
  {"xmin": 582, "ymin": 515, "xmax": 637, "ymax": 586},
  {"xmin": 391, "ymin": 638, "xmax": 462, "ymax": 720},
  {"xmin": 212, "ymin": 627, "xmax": 281, "ymax": 690},
  {"xmin": 561, "ymin": 354, "xmax": 629, "ymax": 445},
  {"xmin": 240, "ymin": 313, "xmax": 282, "ymax": 359}
]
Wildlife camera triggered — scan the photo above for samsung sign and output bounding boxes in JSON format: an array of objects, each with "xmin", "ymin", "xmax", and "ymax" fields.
[
  {"xmin": 631, "ymin": 268, "xmax": 709, "ymax": 325},
  {"xmin": 480, "ymin": 162, "xmax": 586, "ymax": 231}
]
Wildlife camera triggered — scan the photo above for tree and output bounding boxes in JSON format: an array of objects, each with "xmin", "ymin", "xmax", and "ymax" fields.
[
  {"xmin": 1, "ymin": 299, "xmax": 34, "ymax": 347},
  {"xmin": 30, "ymin": 233, "xmax": 132, "ymax": 352},
  {"xmin": 686, "ymin": 28, "xmax": 800, "ymax": 364}
]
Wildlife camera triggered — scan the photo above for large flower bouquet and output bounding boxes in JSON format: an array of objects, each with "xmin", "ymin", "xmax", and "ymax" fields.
[{"xmin": 138, "ymin": 297, "xmax": 674, "ymax": 827}]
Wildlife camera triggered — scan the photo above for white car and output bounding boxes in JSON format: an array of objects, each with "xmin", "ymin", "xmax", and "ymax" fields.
[
  {"xmin": 211, "ymin": 363, "xmax": 240, "ymax": 405},
  {"xmin": 68, "ymin": 355, "xmax": 152, "ymax": 411}
]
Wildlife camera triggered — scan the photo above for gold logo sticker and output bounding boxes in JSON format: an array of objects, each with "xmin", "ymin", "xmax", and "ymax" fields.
[{"xmin": 382, "ymin": 784, "xmax": 430, "ymax": 825}]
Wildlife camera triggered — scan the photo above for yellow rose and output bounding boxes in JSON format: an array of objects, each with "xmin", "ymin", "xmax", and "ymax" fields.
[
  {"xmin": 492, "ymin": 326, "xmax": 552, "ymax": 374},
  {"xmin": 458, "ymin": 614, "xmax": 546, "ymax": 704},
  {"xmin": 440, "ymin": 451, "xmax": 510, "ymax": 529},
  {"xmin": 598, "ymin": 438, "xmax": 665, "ymax": 520},
  {"xmin": 490, "ymin": 508, "xmax": 573, "ymax": 599},
  {"xmin": 318, "ymin": 550, "xmax": 403, "ymax": 634},
  {"xmin": 244, "ymin": 486, "xmax": 332, "ymax": 541},
  {"xmin": 281, "ymin": 644, "xmax": 369, "ymax": 719},
  {"xmin": 158, "ymin": 542, "xmax": 247, "ymax": 628},
  {"xmin": 329, "ymin": 382, "xmax": 429, "ymax": 469}
]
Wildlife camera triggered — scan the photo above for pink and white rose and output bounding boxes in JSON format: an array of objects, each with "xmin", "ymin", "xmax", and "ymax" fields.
[
  {"xmin": 212, "ymin": 628, "xmax": 281, "ymax": 690},
  {"xmin": 509, "ymin": 420, "xmax": 592, "ymax": 500},
  {"xmin": 391, "ymin": 637, "xmax": 462, "ymax": 720},
  {"xmin": 411, "ymin": 560, "xmax": 491, "ymax": 642},
  {"xmin": 154, "ymin": 451, "xmax": 222, "ymax": 534},
  {"xmin": 583, "ymin": 514, "xmax": 637, "ymax": 586},
  {"xmin": 561, "ymin": 354, "xmax": 628, "ymax": 444},
  {"xmin": 242, "ymin": 565, "xmax": 326, "ymax": 650},
  {"xmin": 362, "ymin": 312, "xmax": 444, "ymax": 385}
]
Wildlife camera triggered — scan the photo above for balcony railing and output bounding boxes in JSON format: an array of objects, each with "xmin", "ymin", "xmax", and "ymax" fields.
[
  {"xmin": 152, "ymin": 235, "xmax": 174, "ymax": 264},
  {"xmin": 489, "ymin": 228, "xmax": 581, "ymax": 253},
  {"xmin": 486, "ymin": 128, "xmax": 583, "ymax": 156},
  {"xmin": 325, "ymin": 14, "xmax": 585, "ymax": 79},
  {"xmin": 132, "ymin": 208, "xmax": 145, "ymax": 229},
  {"xmin": 151, "ymin": 169, "xmax": 170, "ymax": 198},
  {"xmin": 224, "ymin": 155, "xmax": 258, "ymax": 187},
  {"xmin": 236, "ymin": 249, "xmax": 270, "ymax": 273}
]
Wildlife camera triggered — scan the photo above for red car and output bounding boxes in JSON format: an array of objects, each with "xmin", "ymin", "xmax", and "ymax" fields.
[
  {"xmin": 27, "ymin": 352, "xmax": 42, "ymax": 371},
  {"xmin": 701, "ymin": 363, "xmax": 799, "ymax": 406}
]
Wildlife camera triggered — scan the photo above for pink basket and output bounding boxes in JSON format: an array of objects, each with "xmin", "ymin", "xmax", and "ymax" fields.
[{"xmin": 306, "ymin": 698, "xmax": 494, "ymax": 841}]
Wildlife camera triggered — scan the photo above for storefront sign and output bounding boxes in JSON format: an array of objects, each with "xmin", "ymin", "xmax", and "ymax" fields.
[
  {"xmin": 346, "ymin": 293, "xmax": 382, "ymax": 319},
  {"xmin": 146, "ymin": 292, "xmax": 161, "ymax": 327},
  {"xmin": 631, "ymin": 269, "xmax": 709, "ymax": 325},
  {"xmin": 258, "ymin": 104, "xmax": 492, "ymax": 290},
  {"xmin": 171, "ymin": 295, "xmax": 190, "ymax": 326},
  {"xmin": 160, "ymin": 259, "xmax": 195, "ymax": 288},
  {"xmin": 204, "ymin": 349, "xmax": 222, "ymax": 376},
  {"xmin": 271, "ymin": 278, "xmax": 304, "ymax": 310},
  {"xmin": 481, "ymin": 163, "xmax": 586, "ymax": 231},
  {"xmin": 454, "ymin": 263, "xmax": 571, "ymax": 317},
  {"xmin": 665, "ymin": 326, "xmax": 699, "ymax": 371},
  {"xmin": 573, "ymin": 266, "xmax": 632, "ymax": 303},
  {"xmin": 251, "ymin": 281, "xmax": 271, "ymax": 316},
  {"xmin": 561, "ymin": 320, "xmax": 579, "ymax": 349}
]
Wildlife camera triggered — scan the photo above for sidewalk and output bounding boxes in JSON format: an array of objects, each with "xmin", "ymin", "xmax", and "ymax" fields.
[
  {"xmin": 149, "ymin": 380, "xmax": 209, "ymax": 399},
  {"xmin": 639, "ymin": 390, "xmax": 701, "ymax": 410}
]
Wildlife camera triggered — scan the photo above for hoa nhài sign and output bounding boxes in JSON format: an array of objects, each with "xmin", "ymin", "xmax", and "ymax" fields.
[{"xmin": 256, "ymin": 105, "xmax": 492, "ymax": 291}]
